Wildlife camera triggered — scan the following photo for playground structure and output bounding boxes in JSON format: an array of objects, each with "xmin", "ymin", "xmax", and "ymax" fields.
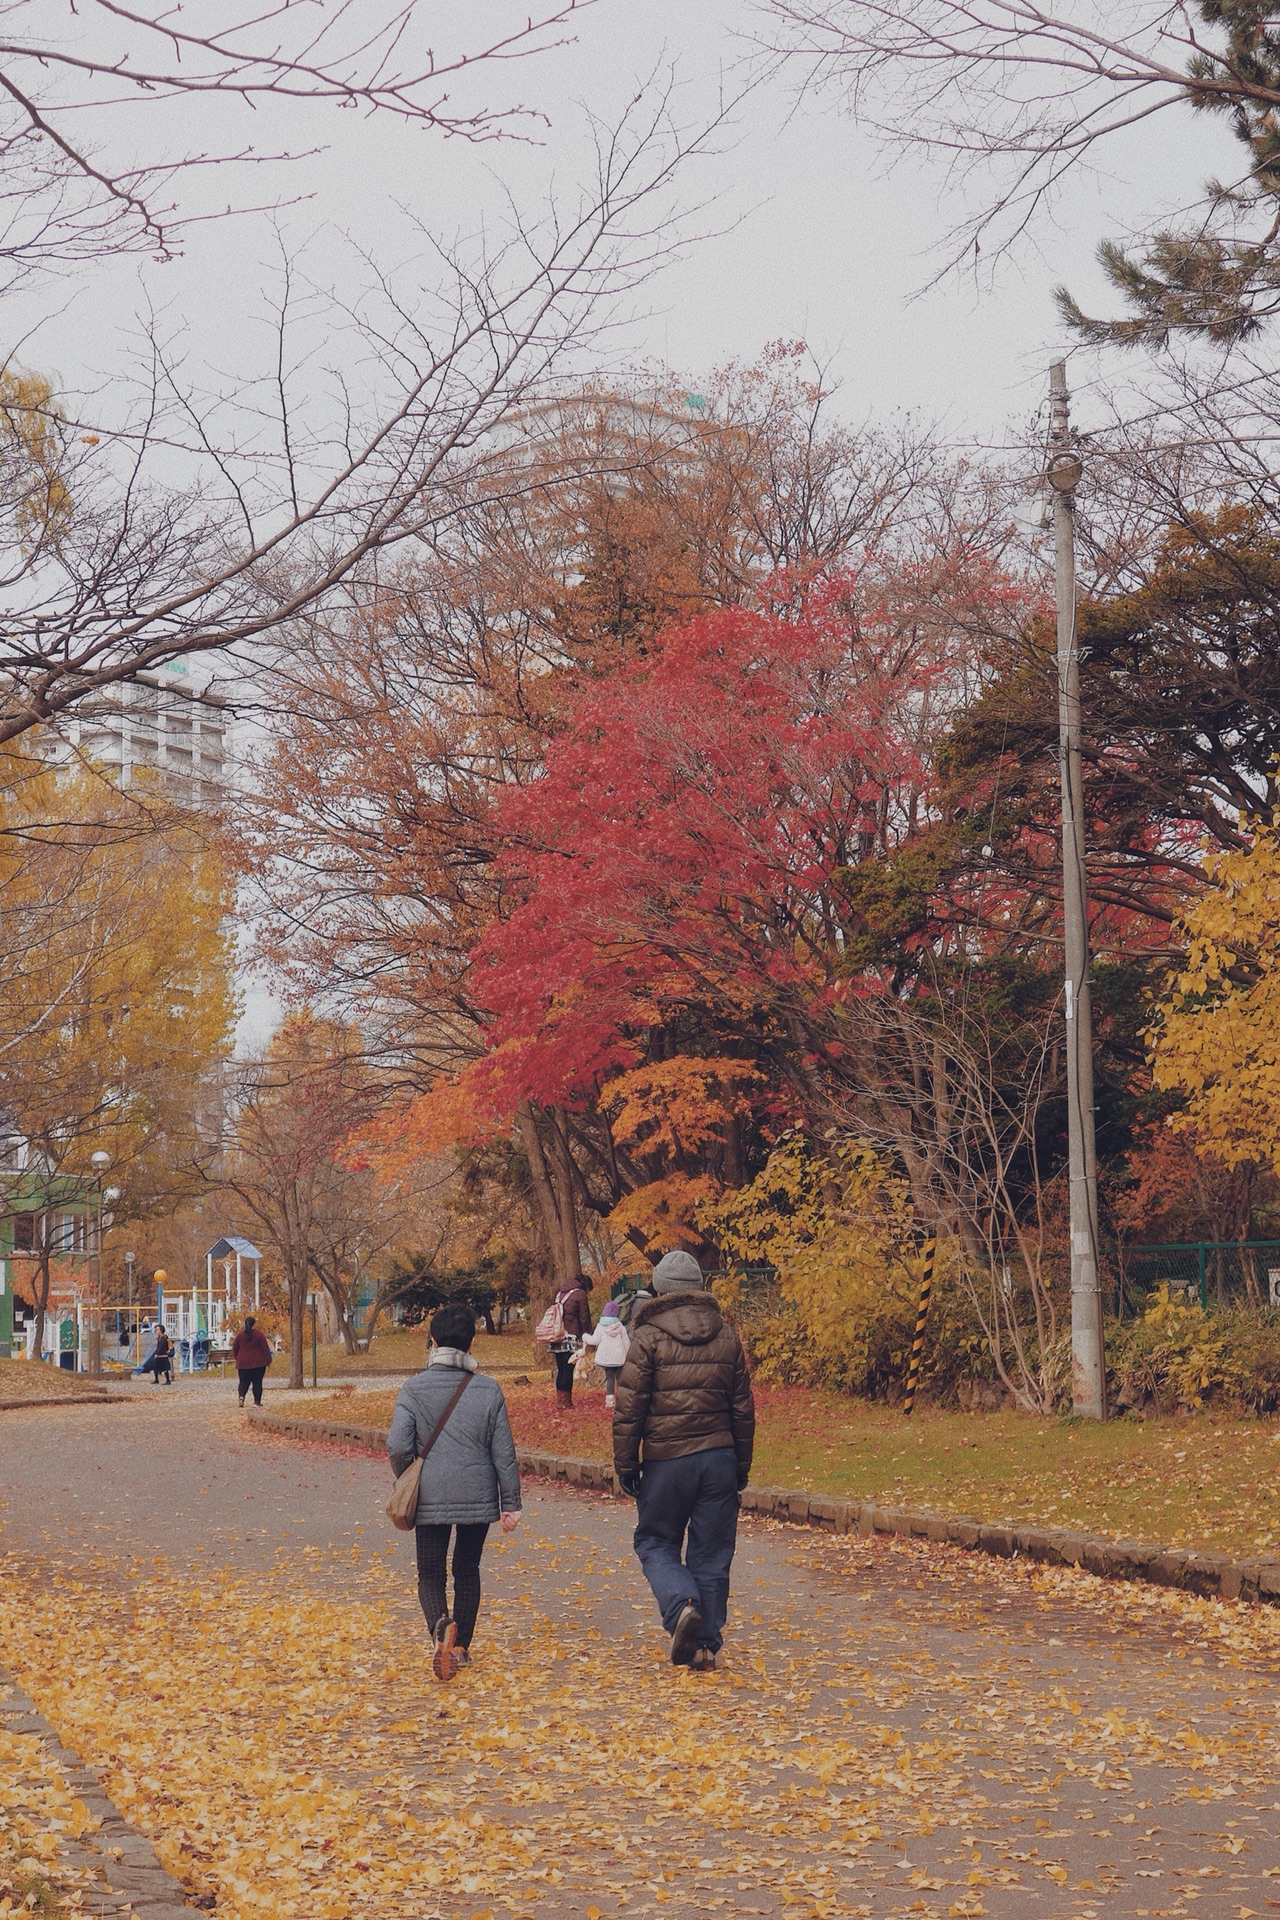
[
  {"xmin": 32, "ymin": 1299, "xmax": 223, "ymax": 1375},
  {"xmin": 206, "ymin": 1235, "xmax": 262, "ymax": 1311},
  {"xmin": 26, "ymin": 1234, "xmax": 265, "ymax": 1374}
]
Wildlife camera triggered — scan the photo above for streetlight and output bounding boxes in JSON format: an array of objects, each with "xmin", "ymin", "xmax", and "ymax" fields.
[
  {"xmin": 87, "ymin": 1150, "xmax": 110, "ymax": 1377},
  {"xmin": 124, "ymin": 1250, "xmax": 135, "ymax": 1306}
]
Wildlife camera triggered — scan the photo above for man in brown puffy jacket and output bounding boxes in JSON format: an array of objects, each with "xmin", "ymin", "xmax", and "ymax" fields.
[{"xmin": 613, "ymin": 1249, "xmax": 755, "ymax": 1671}]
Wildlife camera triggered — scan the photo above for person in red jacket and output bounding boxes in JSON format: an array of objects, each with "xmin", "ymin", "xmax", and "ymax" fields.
[{"xmin": 232, "ymin": 1316, "xmax": 274, "ymax": 1407}]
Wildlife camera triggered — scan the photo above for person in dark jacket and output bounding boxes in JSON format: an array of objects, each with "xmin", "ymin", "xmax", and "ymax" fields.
[
  {"xmin": 137, "ymin": 1324, "xmax": 173, "ymax": 1385},
  {"xmin": 613, "ymin": 1249, "xmax": 755, "ymax": 1671},
  {"xmin": 387, "ymin": 1302, "xmax": 522, "ymax": 1681},
  {"xmin": 614, "ymin": 1276, "xmax": 654, "ymax": 1330},
  {"xmin": 549, "ymin": 1272, "xmax": 593, "ymax": 1411},
  {"xmin": 231, "ymin": 1316, "xmax": 273, "ymax": 1407}
]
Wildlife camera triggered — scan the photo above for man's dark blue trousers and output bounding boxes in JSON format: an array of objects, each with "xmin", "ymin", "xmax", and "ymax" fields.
[{"xmin": 632, "ymin": 1445, "xmax": 739, "ymax": 1652}]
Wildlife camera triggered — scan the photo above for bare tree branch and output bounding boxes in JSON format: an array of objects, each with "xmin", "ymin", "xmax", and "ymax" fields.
[
  {"xmin": 0, "ymin": 85, "xmax": 727, "ymax": 743},
  {"xmin": 0, "ymin": 0, "xmax": 596, "ymax": 271},
  {"xmin": 757, "ymin": 1, "xmax": 1270, "ymax": 283}
]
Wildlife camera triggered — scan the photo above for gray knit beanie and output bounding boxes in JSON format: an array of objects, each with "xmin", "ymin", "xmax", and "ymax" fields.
[{"xmin": 651, "ymin": 1249, "xmax": 705, "ymax": 1294}]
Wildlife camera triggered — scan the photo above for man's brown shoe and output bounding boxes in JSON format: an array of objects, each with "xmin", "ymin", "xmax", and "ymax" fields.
[{"xmin": 670, "ymin": 1603, "xmax": 703, "ymax": 1666}]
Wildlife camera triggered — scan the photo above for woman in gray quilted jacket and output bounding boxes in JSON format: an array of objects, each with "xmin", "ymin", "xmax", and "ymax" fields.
[{"xmin": 387, "ymin": 1302, "xmax": 522, "ymax": 1681}]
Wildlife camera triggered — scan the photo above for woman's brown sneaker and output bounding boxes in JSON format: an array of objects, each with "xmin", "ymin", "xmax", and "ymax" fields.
[
  {"xmin": 432, "ymin": 1617, "xmax": 459, "ymax": 1683},
  {"xmin": 690, "ymin": 1647, "xmax": 717, "ymax": 1673}
]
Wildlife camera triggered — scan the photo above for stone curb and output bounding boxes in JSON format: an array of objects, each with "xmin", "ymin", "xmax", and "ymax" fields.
[
  {"xmin": 247, "ymin": 1407, "xmax": 1280, "ymax": 1609},
  {"xmin": 1, "ymin": 1668, "xmax": 202, "ymax": 1915},
  {"xmin": 330, "ymin": 1367, "xmax": 417, "ymax": 1378}
]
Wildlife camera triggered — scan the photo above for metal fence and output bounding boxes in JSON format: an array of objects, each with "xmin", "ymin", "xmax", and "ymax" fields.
[
  {"xmin": 1106, "ymin": 1241, "xmax": 1280, "ymax": 1316},
  {"xmin": 617, "ymin": 1249, "xmax": 1280, "ymax": 1319},
  {"xmin": 612, "ymin": 1266, "xmax": 779, "ymax": 1306}
]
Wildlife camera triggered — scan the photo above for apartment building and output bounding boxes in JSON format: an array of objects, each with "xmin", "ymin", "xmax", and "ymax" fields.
[{"xmin": 62, "ymin": 662, "xmax": 228, "ymax": 809}]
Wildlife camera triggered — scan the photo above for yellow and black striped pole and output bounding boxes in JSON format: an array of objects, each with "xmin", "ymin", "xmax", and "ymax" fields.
[{"xmin": 903, "ymin": 1235, "xmax": 937, "ymax": 1418}]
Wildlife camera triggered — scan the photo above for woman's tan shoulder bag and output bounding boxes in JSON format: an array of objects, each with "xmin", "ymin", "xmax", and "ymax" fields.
[{"xmin": 386, "ymin": 1374, "xmax": 472, "ymax": 1531}]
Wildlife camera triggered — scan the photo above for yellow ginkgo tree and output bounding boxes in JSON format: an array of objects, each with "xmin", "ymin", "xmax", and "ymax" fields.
[
  {"xmin": 0, "ymin": 370, "xmax": 72, "ymax": 547},
  {"xmin": 0, "ymin": 750, "xmax": 237, "ymax": 1352},
  {"xmin": 1151, "ymin": 821, "xmax": 1280, "ymax": 1175}
]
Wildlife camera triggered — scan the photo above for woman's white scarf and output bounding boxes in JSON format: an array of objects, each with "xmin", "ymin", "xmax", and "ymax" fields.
[{"xmin": 428, "ymin": 1346, "xmax": 478, "ymax": 1373}]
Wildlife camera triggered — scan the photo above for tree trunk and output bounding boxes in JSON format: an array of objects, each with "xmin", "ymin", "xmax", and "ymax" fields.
[
  {"xmin": 516, "ymin": 1101, "xmax": 578, "ymax": 1284},
  {"xmin": 314, "ymin": 1261, "xmax": 360, "ymax": 1353},
  {"xmin": 724, "ymin": 1111, "xmax": 744, "ymax": 1189},
  {"xmin": 31, "ymin": 1238, "xmax": 51, "ymax": 1365},
  {"xmin": 288, "ymin": 1258, "xmax": 307, "ymax": 1389},
  {"xmin": 548, "ymin": 1107, "xmax": 582, "ymax": 1278}
]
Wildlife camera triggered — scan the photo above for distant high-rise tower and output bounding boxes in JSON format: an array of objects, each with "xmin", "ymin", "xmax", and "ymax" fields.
[{"xmin": 61, "ymin": 662, "xmax": 227, "ymax": 809}]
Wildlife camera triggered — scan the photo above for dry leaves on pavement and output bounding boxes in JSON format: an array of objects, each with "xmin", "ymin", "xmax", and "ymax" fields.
[
  {"xmin": 4, "ymin": 1517, "xmax": 1280, "ymax": 1918},
  {"xmin": 0, "ymin": 1698, "xmax": 102, "ymax": 1916}
]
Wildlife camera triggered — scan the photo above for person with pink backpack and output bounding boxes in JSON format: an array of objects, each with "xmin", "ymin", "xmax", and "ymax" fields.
[{"xmin": 534, "ymin": 1272, "xmax": 593, "ymax": 1411}]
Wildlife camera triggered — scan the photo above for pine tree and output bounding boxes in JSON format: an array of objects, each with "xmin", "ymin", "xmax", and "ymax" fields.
[{"xmin": 1060, "ymin": 2, "xmax": 1280, "ymax": 344}]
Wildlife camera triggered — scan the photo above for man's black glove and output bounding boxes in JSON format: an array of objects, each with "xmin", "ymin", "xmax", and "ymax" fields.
[
  {"xmin": 617, "ymin": 1469, "xmax": 641, "ymax": 1498},
  {"xmin": 737, "ymin": 1472, "xmax": 750, "ymax": 1493}
]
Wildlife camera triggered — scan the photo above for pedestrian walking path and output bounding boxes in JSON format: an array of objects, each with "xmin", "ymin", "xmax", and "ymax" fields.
[{"xmin": 3, "ymin": 1387, "xmax": 1280, "ymax": 1917}]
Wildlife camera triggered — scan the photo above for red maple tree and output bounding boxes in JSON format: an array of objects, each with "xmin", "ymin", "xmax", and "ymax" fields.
[{"xmin": 468, "ymin": 563, "xmax": 1025, "ymax": 1122}]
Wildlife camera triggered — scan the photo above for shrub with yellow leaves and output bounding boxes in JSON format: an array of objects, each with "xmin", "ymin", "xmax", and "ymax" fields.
[
  {"xmin": 701, "ymin": 1135, "xmax": 988, "ymax": 1399},
  {"xmin": 1108, "ymin": 1284, "xmax": 1280, "ymax": 1415},
  {"xmin": 1152, "ymin": 818, "xmax": 1280, "ymax": 1177}
]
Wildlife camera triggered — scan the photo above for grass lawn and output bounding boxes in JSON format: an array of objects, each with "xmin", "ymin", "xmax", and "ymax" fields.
[
  {"xmin": 309, "ymin": 1327, "xmax": 536, "ymax": 1378},
  {"xmin": 300, "ymin": 1371, "xmax": 1280, "ymax": 1559}
]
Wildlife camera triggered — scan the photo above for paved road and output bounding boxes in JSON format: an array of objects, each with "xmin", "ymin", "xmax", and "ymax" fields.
[{"xmin": 3, "ymin": 1382, "xmax": 1280, "ymax": 1919}]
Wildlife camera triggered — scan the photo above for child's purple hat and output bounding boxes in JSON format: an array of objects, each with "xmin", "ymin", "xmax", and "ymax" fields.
[{"xmin": 601, "ymin": 1299, "xmax": 621, "ymax": 1318}]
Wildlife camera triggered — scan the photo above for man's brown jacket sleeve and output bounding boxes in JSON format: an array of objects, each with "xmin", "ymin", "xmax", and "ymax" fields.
[
  {"xmin": 612, "ymin": 1328, "xmax": 655, "ymax": 1479},
  {"xmin": 731, "ymin": 1336, "xmax": 755, "ymax": 1486}
]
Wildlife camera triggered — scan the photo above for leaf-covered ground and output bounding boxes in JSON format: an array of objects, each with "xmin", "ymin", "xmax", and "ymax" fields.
[
  {"xmin": 6, "ymin": 1391, "xmax": 1280, "ymax": 1918},
  {"xmin": 305, "ymin": 1378, "xmax": 1280, "ymax": 1558},
  {"xmin": 0, "ymin": 1360, "xmax": 112, "ymax": 1407},
  {"xmin": 0, "ymin": 1689, "xmax": 102, "ymax": 1916}
]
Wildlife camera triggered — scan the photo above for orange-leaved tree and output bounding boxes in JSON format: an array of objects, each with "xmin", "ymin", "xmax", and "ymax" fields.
[
  {"xmin": 219, "ymin": 1014, "xmax": 407, "ymax": 1381},
  {"xmin": 239, "ymin": 372, "xmax": 1008, "ymax": 1283}
]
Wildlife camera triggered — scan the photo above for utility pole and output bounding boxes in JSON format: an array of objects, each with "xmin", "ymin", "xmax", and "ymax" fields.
[
  {"xmin": 88, "ymin": 1148, "xmax": 111, "ymax": 1379},
  {"xmin": 1048, "ymin": 360, "xmax": 1106, "ymax": 1420}
]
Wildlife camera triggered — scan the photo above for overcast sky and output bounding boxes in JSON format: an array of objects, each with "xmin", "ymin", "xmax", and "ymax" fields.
[
  {"xmin": 14, "ymin": 0, "xmax": 1233, "ymax": 454},
  {"xmin": 19, "ymin": 1, "xmax": 1232, "ymax": 1052}
]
